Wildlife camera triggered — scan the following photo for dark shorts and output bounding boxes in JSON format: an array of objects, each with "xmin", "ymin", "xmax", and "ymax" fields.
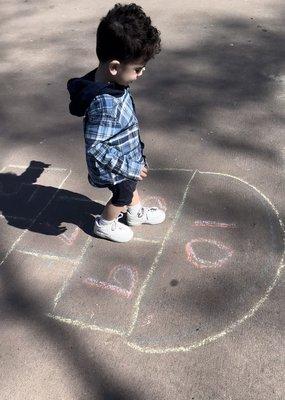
[{"xmin": 107, "ymin": 179, "xmax": 138, "ymax": 206}]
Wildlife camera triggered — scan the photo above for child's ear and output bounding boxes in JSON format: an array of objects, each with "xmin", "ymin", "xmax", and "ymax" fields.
[{"xmin": 109, "ymin": 60, "xmax": 120, "ymax": 76}]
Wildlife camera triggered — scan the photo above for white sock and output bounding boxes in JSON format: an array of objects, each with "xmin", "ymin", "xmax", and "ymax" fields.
[
  {"xmin": 127, "ymin": 201, "xmax": 142, "ymax": 214},
  {"xmin": 98, "ymin": 215, "xmax": 115, "ymax": 225}
]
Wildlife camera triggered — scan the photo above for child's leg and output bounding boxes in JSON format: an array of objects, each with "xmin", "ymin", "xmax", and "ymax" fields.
[
  {"xmin": 128, "ymin": 189, "xmax": 141, "ymax": 206},
  {"xmin": 94, "ymin": 181, "xmax": 138, "ymax": 242},
  {"xmin": 100, "ymin": 182, "xmax": 138, "ymax": 221},
  {"xmin": 102, "ymin": 189, "xmax": 140, "ymax": 220},
  {"xmin": 101, "ymin": 199, "xmax": 126, "ymax": 221}
]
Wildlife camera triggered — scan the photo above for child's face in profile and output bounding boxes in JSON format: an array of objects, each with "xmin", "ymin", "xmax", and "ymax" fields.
[{"xmin": 114, "ymin": 59, "xmax": 146, "ymax": 86}]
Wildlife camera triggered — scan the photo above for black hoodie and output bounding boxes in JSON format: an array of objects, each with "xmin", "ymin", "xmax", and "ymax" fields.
[{"xmin": 67, "ymin": 67, "xmax": 129, "ymax": 117}]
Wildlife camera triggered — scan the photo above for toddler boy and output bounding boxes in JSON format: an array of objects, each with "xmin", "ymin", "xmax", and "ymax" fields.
[{"xmin": 67, "ymin": 3, "xmax": 165, "ymax": 242}]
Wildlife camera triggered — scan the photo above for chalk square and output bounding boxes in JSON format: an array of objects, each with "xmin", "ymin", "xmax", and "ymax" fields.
[
  {"xmin": 0, "ymin": 165, "xmax": 70, "ymax": 263},
  {"xmin": 3, "ymin": 167, "xmax": 89, "ymax": 260},
  {"xmin": 52, "ymin": 240, "xmax": 160, "ymax": 334},
  {"xmin": 0, "ymin": 252, "xmax": 74, "ymax": 313}
]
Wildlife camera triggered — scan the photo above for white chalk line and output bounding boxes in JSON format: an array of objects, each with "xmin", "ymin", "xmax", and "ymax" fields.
[
  {"xmin": 133, "ymin": 237, "xmax": 160, "ymax": 244},
  {"xmin": 7, "ymin": 164, "xmax": 68, "ymax": 171},
  {"xmin": 148, "ymin": 168, "xmax": 193, "ymax": 172},
  {"xmin": 45, "ymin": 313, "xmax": 124, "ymax": 336},
  {"xmin": 123, "ymin": 170, "xmax": 285, "ymax": 353},
  {"xmin": 0, "ymin": 169, "xmax": 72, "ymax": 267},
  {"xmin": 52, "ymin": 236, "xmax": 93, "ymax": 311},
  {"xmin": 15, "ymin": 249, "xmax": 78, "ymax": 265},
  {"xmin": 126, "ymin": 170, "xmax": 198, "ymax": 336},
  {"xmin": 27, "ymin": 186, "xmax": 40, "ymax": 203}
]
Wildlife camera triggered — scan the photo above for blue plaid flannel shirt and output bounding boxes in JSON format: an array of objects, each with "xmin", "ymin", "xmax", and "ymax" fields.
[{"xmin": 83, "ymin": 87, "xmax": 147, "ymax": 187}]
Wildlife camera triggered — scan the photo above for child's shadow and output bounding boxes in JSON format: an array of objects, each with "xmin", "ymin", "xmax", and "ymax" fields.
[{"xmin": 0, "ymin": 161, "xmax": 105, "ymax": 237}]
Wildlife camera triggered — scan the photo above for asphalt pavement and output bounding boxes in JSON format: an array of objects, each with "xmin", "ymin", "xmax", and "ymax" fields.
[{"xmin": 0, "ymin": 1, "xmax": 284, "ymax": 399}]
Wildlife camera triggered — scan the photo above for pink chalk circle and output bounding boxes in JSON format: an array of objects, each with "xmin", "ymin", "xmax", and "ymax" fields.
[
  {"xmin": 185, "ymin": 238, "xmax": 234, "ymax": 269},
  {"xmin": 142, "ymin": 196, "xmax": 167, "ymax": 212}
]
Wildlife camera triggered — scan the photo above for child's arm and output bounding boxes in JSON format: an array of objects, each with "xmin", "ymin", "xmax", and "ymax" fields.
[{"xmin": 85, "ymin": 105, "xmax": 143, "ymax": 180}]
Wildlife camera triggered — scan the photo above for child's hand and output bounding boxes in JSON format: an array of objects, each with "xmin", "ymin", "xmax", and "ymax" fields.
[{"xmin": 138, "ymin": 165, "xmax": 148, "ymax": 181}]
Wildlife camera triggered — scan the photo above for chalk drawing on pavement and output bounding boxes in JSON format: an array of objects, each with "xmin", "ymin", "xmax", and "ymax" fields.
[
  {"xmin": 185, "ymin": 238, "xmax": 234, "ymax": 269},
  {"xmin": 193, "ymin": 220, "xmax": 237, "ymax": 228},
  {"xmin": 1, "ymin": 164, "xmax": 283, "ymax": 354},
  {"xmin": 46, "ymin": 170, "xmax": 284, "ymax": 353},
  {"xmin": 83, "ymin": 265, "xmax": 138, "ymax": 299}
]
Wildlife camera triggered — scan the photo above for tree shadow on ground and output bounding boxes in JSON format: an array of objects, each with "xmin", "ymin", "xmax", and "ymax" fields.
[
  {"xmin": 0, "ymin": 257, "xmax": 143, "ymax": 400},
  {"xmin": 1, "ymin": 7, "xmax": 284, "ymax": 169},
  {"xmin": 1, "ymin": 3, "xmax": 285, "ymax": 399}
]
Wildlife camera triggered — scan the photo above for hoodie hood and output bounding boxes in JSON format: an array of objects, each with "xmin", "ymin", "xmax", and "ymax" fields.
[{"xmin": 67, "ymin": 68, "xmax": 129, "ymax": 117}]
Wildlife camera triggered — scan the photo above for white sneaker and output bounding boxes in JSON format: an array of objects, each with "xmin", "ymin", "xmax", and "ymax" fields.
[
  {"xmin": 126, "ymin": 206, "xmax": 166, "ymax": 226},
  {"xmin": 94, "ymin": 212, "xmax": 134, "ymax": 243}
]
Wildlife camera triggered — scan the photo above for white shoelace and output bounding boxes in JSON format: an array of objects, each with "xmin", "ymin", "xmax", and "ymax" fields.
[{"xmin": 138, "ymin": 207, "xmax": 159, "ymax": 219}]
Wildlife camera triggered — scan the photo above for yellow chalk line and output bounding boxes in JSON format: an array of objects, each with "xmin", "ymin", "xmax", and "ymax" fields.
[
  {"xmin": 16, "ymin": 249, "xmax": 78, "ymax": 265},
  {"xmin": 126, "ymin": 170, "xmax": 198, "ymax": 336},
  {"xmin": 13, "ymin": 166, "xmax": 280, "ymax": 354},
  {"xmin": 46, "ymin": 313, "xmax": 125, "ymax": 336},
  {"xmin": 123, "ymin": 170, "xmax": 285, "ymax": 353}
]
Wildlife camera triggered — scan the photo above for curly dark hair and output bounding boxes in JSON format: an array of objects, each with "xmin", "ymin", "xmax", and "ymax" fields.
[{"xmin": 96, "ymin": 3, "xmax": 162, "ymax": 64}]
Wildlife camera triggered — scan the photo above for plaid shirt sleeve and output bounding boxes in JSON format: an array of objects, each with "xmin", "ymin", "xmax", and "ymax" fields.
[{"xmin": 86, "ymin": 104, "xmax": 142, "ymax": 180}]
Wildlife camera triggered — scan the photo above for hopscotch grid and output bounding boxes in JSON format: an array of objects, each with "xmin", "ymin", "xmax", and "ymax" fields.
[
  {"xmin": 2, "ymin": 166, "xmax": 283, "ymax": 353},
  {"xmin": 126, "ymin": 169, "xmax": 198, "ymax": 336},
  {"xmin": 42, "ymin": 168, "xmax": 284, "ymax": 352},
  {"xmin": 0, "ymin": 169, "xmax": 72, "ymax": 267}
]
